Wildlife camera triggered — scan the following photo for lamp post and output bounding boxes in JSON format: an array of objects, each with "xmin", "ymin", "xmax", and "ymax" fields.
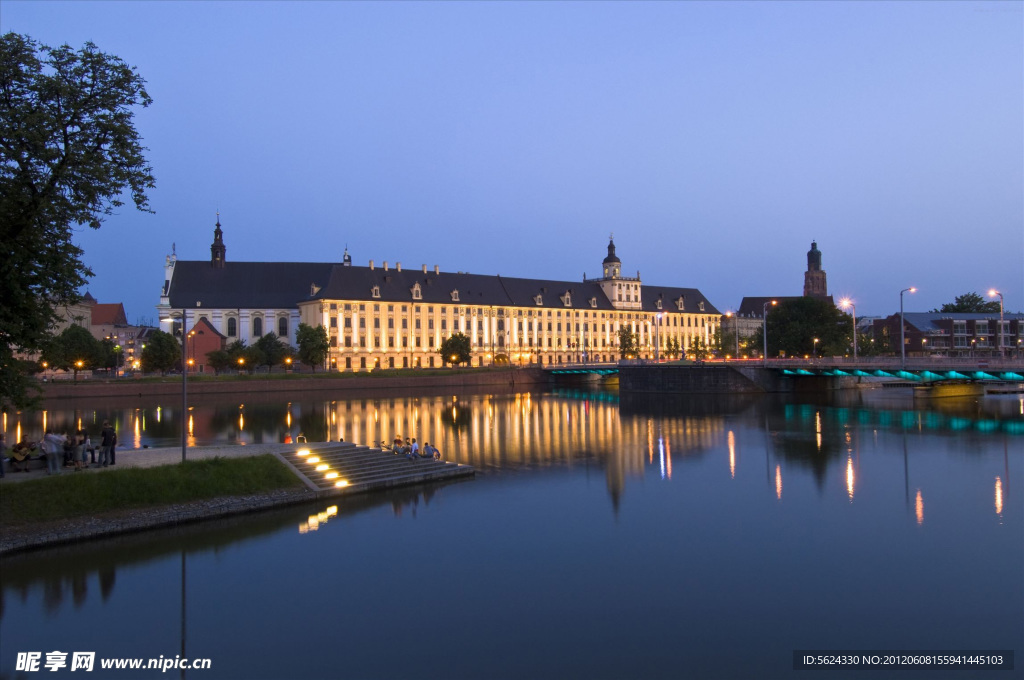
[
  {"xmin": 988, "ymin": 289, "xmax": 1004, "ymax": 358},
  {"xmin": 725, "ymin": 312, "xmax": 739, "ymax": 359},
  {"xmin": 900, "ymin": 287, "xmax": 916, "ymax": 368},
  {"xmin": 813, "ymin": 338, "xmax": 819, "ymax": 359},
  {"xmin": 180, "ymin": 311, "xmax": 187, "ymax": 463},
  {"xmin": 840, "ymin": 298, "xmax": 857, "ymax": 360},
  {"xmin": 762, "ymin": 300, "xmax": 777, "ymax": 367}
]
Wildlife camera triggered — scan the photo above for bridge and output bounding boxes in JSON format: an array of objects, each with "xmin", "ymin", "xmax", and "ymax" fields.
[
  {"xmin": 548, "ymin": 357, "xmax": 1024, "ymax": 393},
  {"xmin": 548, "ymin": 357, "xmax": 1023, "ymax": 381}
]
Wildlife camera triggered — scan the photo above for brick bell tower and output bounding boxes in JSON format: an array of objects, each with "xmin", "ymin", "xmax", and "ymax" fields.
[{"xmin": 803, "ymin": 241, "xmax": 827, "ymax": 298}]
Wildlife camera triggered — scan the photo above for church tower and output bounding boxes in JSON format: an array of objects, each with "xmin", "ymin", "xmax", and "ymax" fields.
[
  {"xmin": 596, "ymin": 235, "xmax": 642, "ymax": 310},
  {"xmin": 211, "ymin": 214, "xmax": 226, "ymax": 268},
  {"xmin": 602, "ymin": 236, "xmax": 621, "ymax": 279},
  {"xmin": 803, "ymin": 241, "xmax": 827, "ymax": 297}
]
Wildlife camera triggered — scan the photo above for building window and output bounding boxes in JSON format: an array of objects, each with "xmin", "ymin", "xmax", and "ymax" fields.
[
  {"xmin": 345, "ymin": 317, "xmax": 352, "ymax": 328},
  {"xmin": 227, "ymin": 318, "xmax": 237, "ymax": 337},
  {"xmin": 975, "ymin": 321, "xmax": 989, "ymax": 335},
  {"xmin": 345, "ymin": 358, "xmax": 352, "ymax": 369},
  {"xmin": 371, "ymin": 286, "xmax": 380, "ymax": 298},
  {"xmin": 279, "ymin": 318, "xmax": 288, "ymax": 337},
  {"xmin": 451, "ymin": 290, "xmax": 460, "ymax": 302},
  {"xmin": 345, "ymin": 337, "xmax": 352, "ymax": 348},
  {"xmin": 330, "ymin": 336, "xmax": 337, "ymax": 347},
  {"xmin": 360, "ymin": 357, "xmax": 366, "ymax": 369},
  {"xmin": 330, "ymin": 317, "xmax": 338, "ymax": 328},
  {"xmin": 253, "ymin": 317, "xmax": 263, "ymax": 337}
]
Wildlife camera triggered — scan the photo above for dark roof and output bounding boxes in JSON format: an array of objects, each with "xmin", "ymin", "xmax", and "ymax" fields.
[
  {"xmin": 168, "ymin": 261, "xmax": 335, "ymax": 309},
  {"xmin": 900, "ymin": 312, "xmax": 1024, "ymax": 333},
  {"xmin": 171, "ymin": 260, "xmax": 719, "ymax": 314},
  {"xmin": 314, "ymin": 265, "xmax": 719, "ymax": 314},
  {"xmin": 737, "ymin": 295, "xmax": 834, "ymax": 317}
]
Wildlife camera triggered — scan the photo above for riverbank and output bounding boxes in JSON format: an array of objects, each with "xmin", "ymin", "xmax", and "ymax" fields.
[
  {"xmin": 38, "ymin": 366, "xmax": 549, "ymax": 399},
  {"xmin": 0, "ymin": 444, "xmax": 317, "ymax": 556}
]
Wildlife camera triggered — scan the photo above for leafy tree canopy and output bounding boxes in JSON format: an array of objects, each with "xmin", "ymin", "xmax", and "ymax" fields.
[
  {"xmin": 254, "ymin": 332, "xmax": 288, "ymax": 368},
  {"xmin": 295, "ymin": 323, "xmax": 329, "ymax": 372},
  {"xmin": 749, "ymin": 297, "xmax": 852, "ymax": 358},
  {"xmin": 40, "ymin": 324, "xmax": 104, "ymax": 373},
  {"xmin": 617, "ymin": 327, "xmax": 639, "ymax": 359},
  {"xmin": 930, "ymin": 292, "xmax": 1001, "ymax": 314},
  {"xmin": 0, "ymin": 33, "xmax": 154, "ymax": 408},
  {"xmin": 141, "ymin": 330, "xmax": 180, "ymax": 375},
  {"xmin": 439, "ymin": 333, "xmax": 472, "ymax": 366}
]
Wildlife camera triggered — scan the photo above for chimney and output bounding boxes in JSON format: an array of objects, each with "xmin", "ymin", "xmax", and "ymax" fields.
[
  {"xmin": 434, "ymin": 265, "xmax": 439, "ymax": 275},
  {"xmin": 369, "ymin": 260, "xmax": 374, "ymax": 270},
  {"xmin": 396, "ymin": 262, "xmax": 401, "ymax": 272},
  {"xmin": 422, "ymin": 264, "xmax": 427, "ymax": 274},
  {"xmin": 383, "ymin": 261, "xmax": 389, "ymax": 272}
]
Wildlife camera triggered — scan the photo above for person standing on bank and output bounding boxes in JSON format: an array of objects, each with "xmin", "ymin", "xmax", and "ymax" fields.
[
  {"xmin": 41, "ymin": 429, "xmax": 66, "ymax": 475},
  {"xmin": 99, "ymin": 420, "xmax": 116, "ymax": 467}
]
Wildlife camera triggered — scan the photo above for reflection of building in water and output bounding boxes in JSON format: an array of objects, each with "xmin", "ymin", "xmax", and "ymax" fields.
[{"xmin": 318, "ymin": 391, "xmax": 724, "ymax": 507}]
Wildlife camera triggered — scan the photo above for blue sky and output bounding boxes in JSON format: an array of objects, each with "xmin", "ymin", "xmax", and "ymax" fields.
[{"xmin": 4, "ymin": 1, "xmax": 1021, "ymax": 321}]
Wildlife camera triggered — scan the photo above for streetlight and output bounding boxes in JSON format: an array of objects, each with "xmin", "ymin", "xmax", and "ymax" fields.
[
  {"xmin": 762, "ymin": 300, "xmax": 777, "ymax": 367},
  {"xmin": 989, "ymin": 289, "xmax": 1004, "ymax": 358},
  {"xmin": 900, "ymin": 287, "xmax": 916, "ymax": 368},
  {"xmin": 840, "ymin": 298, "xmax": 857, "ymax": 360},
  {"xmin": 812, "ymin": 338, "xmax": 819, "ymax": 359},
  {"xmin": 725, "ymin": 312, "xmax": 739, "ymax": 359},
  {"xmin": 74, "ymin": 359, "xmax": 83, "ymax": 383}
]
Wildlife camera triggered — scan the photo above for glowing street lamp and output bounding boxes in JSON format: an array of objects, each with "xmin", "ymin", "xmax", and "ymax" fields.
[
  {"xmin": 900, "ymin": 287, "xmax": 916, "ymax": 368},
  {"xmin": 762, "ymin": 300, "xmax": 777, "ymax": 366},
  {"xmin": 988, "ymin": 289, "xmax": 1004, "ymax": 358},
  {"xmin": 812, "ymin": 338, "xmax": 819, "ymax": 358},
  {"xmin": 839, "ymin": 298, "xmax": 857, "ymax": 360},
  {"xmin": 725, "ymin": 312, "xmax": 739, "ymax": 359}
]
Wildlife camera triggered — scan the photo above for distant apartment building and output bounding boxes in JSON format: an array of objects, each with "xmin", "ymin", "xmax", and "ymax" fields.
[
  {"xmin": 873, "ymin": 313, "xmax": 1024, "ymax": 357},
  {"xmin": 157, "ymin": 219, "xmax": 721, "ymax": 370}
]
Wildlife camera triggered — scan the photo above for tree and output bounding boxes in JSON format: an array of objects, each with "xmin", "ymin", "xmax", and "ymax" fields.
[
  {"xmin": 140, "ymin": 329, "xmax": 180, "ymax": 375},
  {"xmin": 689, "ymin": 336, "xmax": 711, "ymax": 362},
  {"xmin": 439, "ymin": 333, "xmax": 472, "ymax": 367},
  {"xmin": 295, "ymin": 323, "xmax": 329, "ymax": 372},
  {"xmin": 40, "ymin": 324, "xmax": 104, "ymax": 379},
  {"xmin": 930, "ymin": 292, "xmax": 1001, "ymax": 314},
  {"xmin": 205, "ymin": 348, "xmax": 232, "ymax": 375},
  {"xmin": 748, "ymin": 297, "xmax": 851, "ymax": 358},
  {"xmin": 1, "ymin": 33, "xmax": 154, "ymax": 408},
  {"xmin": 617, "ymin": 327, "xmax": 639, "ymax": 359},
  {"xmin": 254, "ymin": 332, "xmax": 288, "ymax": 370}
]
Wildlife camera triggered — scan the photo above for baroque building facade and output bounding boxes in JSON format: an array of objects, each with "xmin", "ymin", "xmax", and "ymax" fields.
[{"xmin": 159, "ymin": 221, "xmax": 720, "ymax": 370}]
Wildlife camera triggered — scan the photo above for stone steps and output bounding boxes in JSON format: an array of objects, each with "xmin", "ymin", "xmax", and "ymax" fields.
[{"xmin": 276, "ymin": 442, "xmax": 473, "ymax": 495}]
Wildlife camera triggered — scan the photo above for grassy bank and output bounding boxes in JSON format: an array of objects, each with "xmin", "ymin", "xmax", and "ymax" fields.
[{"xmin": 0, "ymin": 455, "xmax": 303, "ymax": 526}]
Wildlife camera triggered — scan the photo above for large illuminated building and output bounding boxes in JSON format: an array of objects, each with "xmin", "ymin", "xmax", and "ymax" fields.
[{"xmin": 158, "ymin": 219, "xmax": 721, "ymax": 371}]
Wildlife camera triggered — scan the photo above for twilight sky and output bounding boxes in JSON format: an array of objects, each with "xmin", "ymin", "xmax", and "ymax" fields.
[{"xmin": 4, "ymin": 1, "xmax": 1022, "ymax": 322}]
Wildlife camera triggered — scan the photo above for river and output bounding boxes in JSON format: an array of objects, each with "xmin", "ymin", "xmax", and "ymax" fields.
[{"xmin": 1, "ymin": 386, "xmax": 1021, "ymax": 679}]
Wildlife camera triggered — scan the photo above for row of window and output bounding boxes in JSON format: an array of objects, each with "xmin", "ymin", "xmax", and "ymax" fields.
[
  {"xmin": 220, "ymin": 317, "xmax": 289, "ymax": 339},
  {"xmin": 951, "ymin": 321, "xmax": 1013, "ymax": 335},
  {"xmin": 328, "ymin": 316, "xmax": 708, "ymax": 332},
  {"xmin": 328, "ymin": 333, "xmax": 699, "ymax": 350},
  {"xmin": 325, "ymin": 302, "xmax": 705, "ymax": 322}
]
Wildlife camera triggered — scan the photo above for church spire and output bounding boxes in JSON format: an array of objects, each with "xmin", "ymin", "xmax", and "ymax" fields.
[{"xmin": 211, "ymin": 213, "xmax": 226, "ymax": 268}]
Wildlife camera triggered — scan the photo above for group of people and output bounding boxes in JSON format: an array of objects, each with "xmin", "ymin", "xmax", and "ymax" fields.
[
  {"xmin": 387, "ymin": 437, "xmax": 441, "ymax": 461},
  {"xmin": 1, "ymin": 421, "xmax": 118, "ymax": 476}
]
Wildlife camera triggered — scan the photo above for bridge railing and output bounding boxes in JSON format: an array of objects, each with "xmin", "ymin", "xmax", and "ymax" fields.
[{"xmin": 761, "ymin": 356, "xmax": 1024, "ymax": 371}]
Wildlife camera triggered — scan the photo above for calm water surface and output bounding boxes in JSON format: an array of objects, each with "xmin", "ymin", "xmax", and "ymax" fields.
[{"xmin": 2, "ymin": 388, "xmax": 1021, "ymax": 679}]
